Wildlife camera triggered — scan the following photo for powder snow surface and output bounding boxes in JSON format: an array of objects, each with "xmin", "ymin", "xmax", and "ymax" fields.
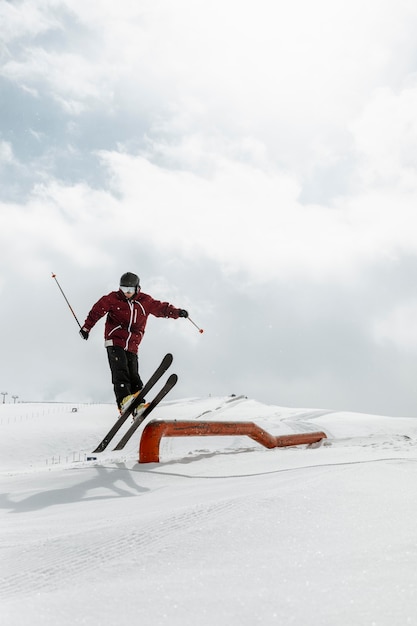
[{"xmin": 2, "ymin": 396, "xmax": 417, "ymax": 625}]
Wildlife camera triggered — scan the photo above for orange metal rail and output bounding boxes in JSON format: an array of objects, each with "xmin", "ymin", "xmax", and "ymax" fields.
[{"xmin": 139, "ymin": 420, "xmax": 327, "ymax": 463}]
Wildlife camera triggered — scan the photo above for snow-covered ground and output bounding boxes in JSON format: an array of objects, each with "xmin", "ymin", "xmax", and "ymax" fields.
[{"xmin": 2, "ymin": 394, "xmax": 417, "ymax": 626}]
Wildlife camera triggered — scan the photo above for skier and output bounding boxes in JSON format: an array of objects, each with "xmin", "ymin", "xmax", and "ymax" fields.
[{"xmin": 79, "ymin": 272, "xmax": 188, "ymax": 412}]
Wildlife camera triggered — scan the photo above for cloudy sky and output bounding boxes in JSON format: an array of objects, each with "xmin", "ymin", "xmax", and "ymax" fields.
[{"xmin": 2, "ymin": 0, "xmax": 417, "ymax": 416}]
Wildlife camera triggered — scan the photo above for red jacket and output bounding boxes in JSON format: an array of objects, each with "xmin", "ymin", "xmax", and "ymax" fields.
[{"xmin": 83, "ymin": 289, "xmax": 181, "ymax": 353}]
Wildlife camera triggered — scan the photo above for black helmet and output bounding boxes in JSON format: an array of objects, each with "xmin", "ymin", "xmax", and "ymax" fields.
[{"xmin": 120, "ymin": 272, "xmax": 140, "ymax": 290}]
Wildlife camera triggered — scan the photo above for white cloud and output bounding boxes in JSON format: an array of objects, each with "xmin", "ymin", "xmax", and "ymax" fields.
[
  {"xmin": 2, "ymin": 128, "xmax": 416, "ymax": 288},
  {"xmin": 95, "ymin": 142, "xmax": 417, "ymax": 282},
  {"xmin": 0, "ymin": 0, "xmax": 61, "ymax": 44},
  {"xmin": 3, "ymin": 0, "xmax": 417, "ymax": 171},
  {"xmin": 0, "ymin": 182, "xmax": 119, "ymax": 280},
  {"xmin": 2, "ymin": 0, "xmax": 417, "ymax": 414},
  {"xmin": 350, "ymin": 83, "xmax": 417, "ymax": 189},
  {"xmin": 373, "ymin": 300, "xmax": 417, "ymax": 352},
  {"xmin": 1, "ymin": 48, "xmax": 111, "ymax": 112},
  {"xmin": 0, "ymin": 140, "xmax": 15, "ymax": 165}
]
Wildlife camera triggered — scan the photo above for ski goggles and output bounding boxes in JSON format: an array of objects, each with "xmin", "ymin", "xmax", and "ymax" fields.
[{"xmin": 120, "ymin": 285, "xmax": 136, "ymax": 293}]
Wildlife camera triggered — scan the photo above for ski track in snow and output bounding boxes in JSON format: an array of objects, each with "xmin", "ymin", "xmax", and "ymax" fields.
[
  {"xmin": 1, "ymin": 497, "xmax": 248, "ymax": 598},
  {"xmin": 282, "ymin": 408, "xmax": 336, "ymax": 436},
  {"xmin": 1, "ymin": 458, "xmax": 340, "ymax": 602},
  {"xmin": 4, "ymin": 396, "xmax": 417, "ymax": 626},
  {"xmin": 192, "ymin": 394, "xmax": 249, "ymax": 419}
]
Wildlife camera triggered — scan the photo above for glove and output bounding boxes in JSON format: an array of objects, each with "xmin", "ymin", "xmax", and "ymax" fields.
[
  {"xmin": 178, "ymin": 309, "xmax": 189, "ymax": 318},
  {"xmin": 79, "ymin": 328, "xmax": 89, "ymax": 340}
]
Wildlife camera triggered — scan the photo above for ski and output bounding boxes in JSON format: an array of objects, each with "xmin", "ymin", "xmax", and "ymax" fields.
[
  {"xmin": 93, "ymin": 353, "xmax": 173, "ymax": 453},
  {"xmin": 113, "ymin": 373, "xmax": 178, "ymax": 450}
]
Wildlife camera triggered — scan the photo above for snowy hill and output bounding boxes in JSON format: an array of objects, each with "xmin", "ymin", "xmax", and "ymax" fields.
[{"xmin": 2, "ymin": 397, "xmax": 417, "ymax": 626}]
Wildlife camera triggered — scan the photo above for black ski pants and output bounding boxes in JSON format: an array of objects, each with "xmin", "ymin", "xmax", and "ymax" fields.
[{"xmin": 106, "ymin": 345, "xmax": 143, "ymax": 408}]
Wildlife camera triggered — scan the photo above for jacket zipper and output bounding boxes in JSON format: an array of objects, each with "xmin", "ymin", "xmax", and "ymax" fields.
[{"xmin": 125, "ymin": 301, "xmax": 134, "ymax": 350}]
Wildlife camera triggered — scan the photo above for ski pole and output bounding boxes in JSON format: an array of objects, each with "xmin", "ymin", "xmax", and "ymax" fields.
[
  {"xmin": 51, "ymin": 272, "xmax": 82, "ymax": 329},
  {"xmin": 188, "ymin": 316, "xmax": 204, "ymax": 334}
]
